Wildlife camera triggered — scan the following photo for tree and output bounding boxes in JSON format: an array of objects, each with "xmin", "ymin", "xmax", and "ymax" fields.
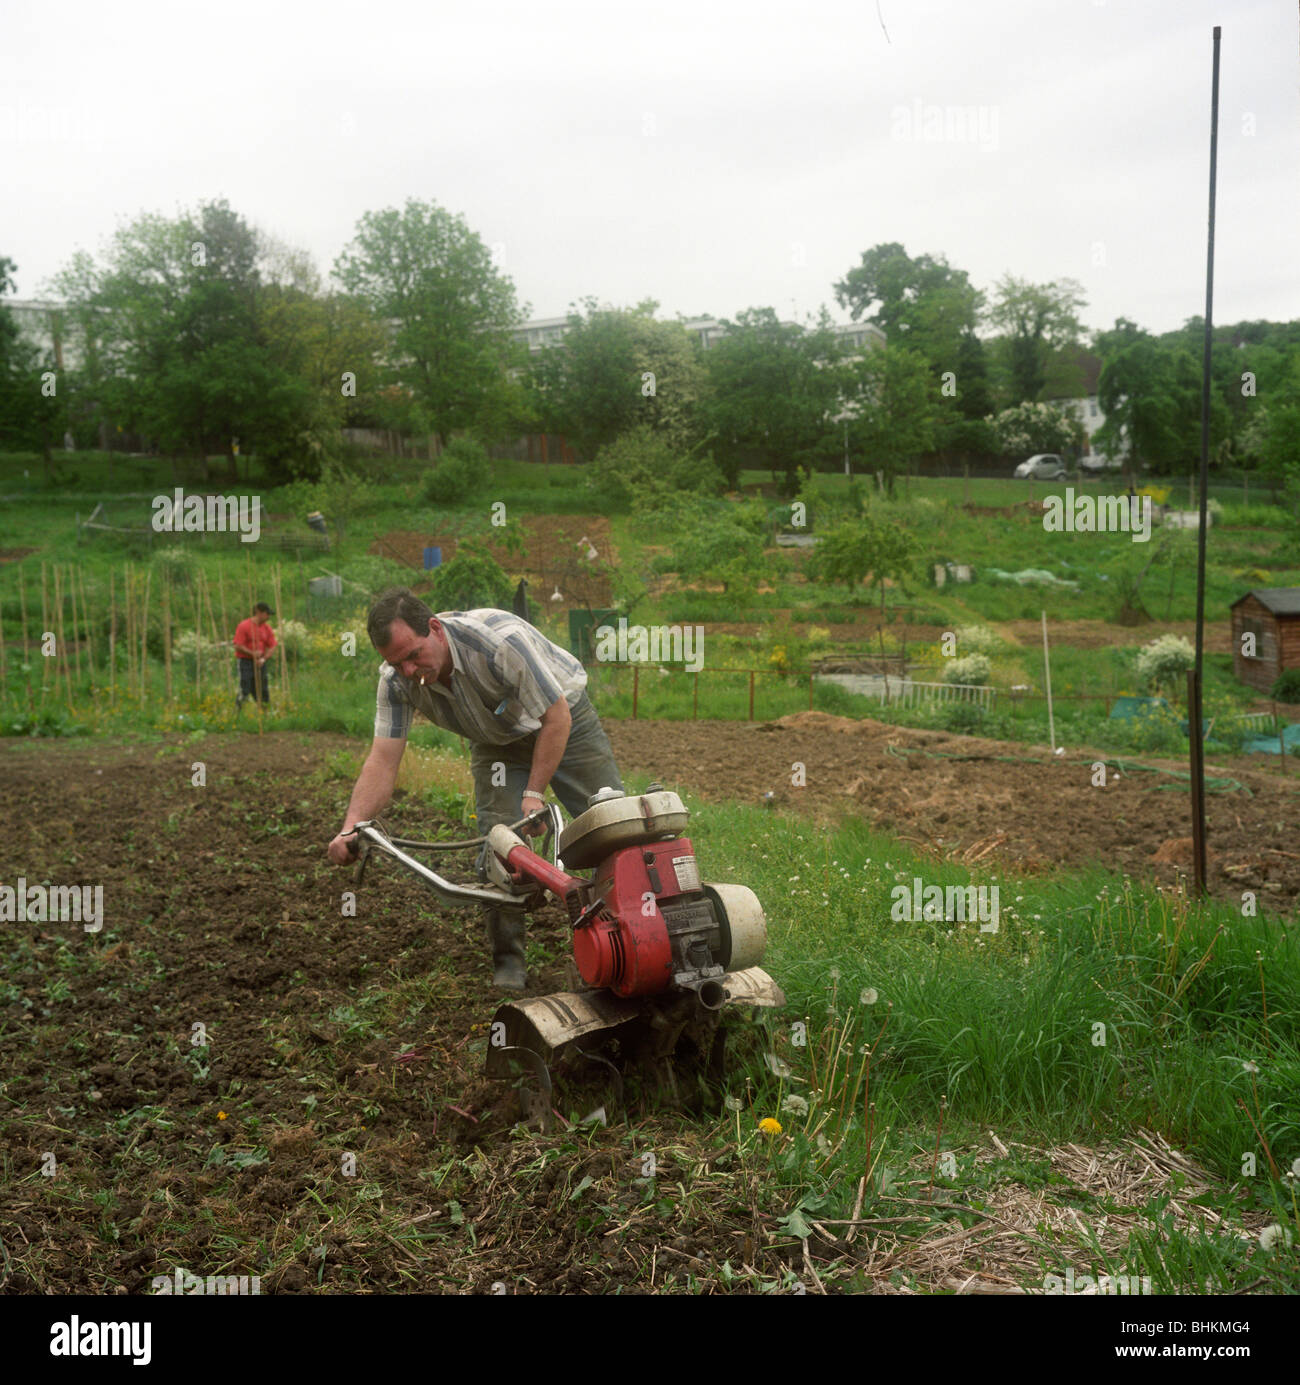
[
  {"xmin": 1243, "ymin": 351, "xmax": 1300, "ymax": 492},
  {"xmin": 527, "ymin": 298, "xmax": 707, "ymax": 460},
  {"xmin": 333, "ymin": 199, "xmax": 526, "ymax": 448},
  {"xmin": 670, "ymin": 508, "xmax": 769, "ymax": 598},
  {"xmin": 427, "ymin": 540, "xmax": 513, "ymax": 610},
  {"xmin": 807, "ymin": 510, "xmax": 919, "ymax": 616},
  {"xmin": 0, "ymin": 257, "xmax": 67, "ymax": 469},
  {"xmin": 989, "ymin": 401, "xmax": 1088, "ymax": 459},
  {"xmin": 586, "ymin": 424, "xmax": 724, "ymax": 512},
  {"xmin": 51, "ymin": 200, "xmax": 336, "ymax": 478},
  {"xmin": 257, "ymin": 240, "xmax": 387, "ymax": 474},
  {"xmin": 834, "ymin": 242, "xmax": 983, "ymax": 378},
  {"xmin": 1160, "ymin": 317, "xmax": 1297, "ymax": 473},
  {"xmin": 835, "ymin": 344, "xmax": 942, "ymax": 495},
  {"xmin": 1093, "ymin": 326, "xmax": 1226, "ymax": 477},
  {"xmin": 952, "ymin": 328, "xmax": 995, "ymax": 420},
  {"xmin": 699, "ymin": 306, "xmax": 844, "ymax": 491},
  {"xmin": 987, "ymin": 275, "xmax": 1087, "ymax": 403}
]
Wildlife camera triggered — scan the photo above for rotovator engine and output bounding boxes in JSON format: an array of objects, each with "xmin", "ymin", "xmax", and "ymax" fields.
[{"xmin": 348, "ymin": 786, "xmax": 784, "ymax": 1129}]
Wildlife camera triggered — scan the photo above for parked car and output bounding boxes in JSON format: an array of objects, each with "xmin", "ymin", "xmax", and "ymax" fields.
[
  {"xmin": 1014, "ymin": 453, "xmax": 1069, "ymax": 480},
  {"xmin": 1080, "ymin": 452, "xmax": 1123, "ymax": 474}
]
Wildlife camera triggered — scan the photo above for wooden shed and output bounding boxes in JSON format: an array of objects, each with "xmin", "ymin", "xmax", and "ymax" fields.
[{"xmin": 1230, "ymin": 588, "xmax": 1300, "ymax": 693}]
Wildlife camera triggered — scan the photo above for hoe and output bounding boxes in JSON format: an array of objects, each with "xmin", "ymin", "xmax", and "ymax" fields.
[{"xmin": 347, "ymin": 785, "xmax": 784, "ymax": 1131}]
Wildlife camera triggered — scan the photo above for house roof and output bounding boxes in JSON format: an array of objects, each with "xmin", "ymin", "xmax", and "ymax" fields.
[{"xmin": 1231, "ymin": 588, "xmax": 1300, "ymax": 615}]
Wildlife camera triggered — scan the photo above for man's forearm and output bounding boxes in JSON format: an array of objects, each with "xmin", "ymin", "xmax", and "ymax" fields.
[
  {"xmin": 526, "ymin": 719, "xmax": 570, "ymax": 795},
  {"xmin": 341, "ymin": 753, "xmax": 400, "ymax": 830}
]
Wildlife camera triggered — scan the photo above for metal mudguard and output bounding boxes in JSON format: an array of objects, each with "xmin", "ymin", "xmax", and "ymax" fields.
[
  {"xmin": 484, "ymin": 966, "xmax": 785, "ymax": 1077},
  {"xmin": 717, "ymin": 966, "xmax": 785, "ymax": 1009}
]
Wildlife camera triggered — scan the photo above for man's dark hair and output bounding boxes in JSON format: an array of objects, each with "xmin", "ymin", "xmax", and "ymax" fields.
[
  {"xmin": 254, "ymin": 601, "xmax": 272, "ymax": 615},
  {"xmin": 368, "ymin": 588, "xmax": 436, "ymax": 649}
]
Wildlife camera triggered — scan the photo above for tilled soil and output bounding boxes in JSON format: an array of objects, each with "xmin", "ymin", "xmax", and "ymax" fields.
[
  {"xmin": 604, "ymin": 712, "xmax": 1300, "ymax": 912},
  {"xmin": 0, "ymin": 733, "xmax": 767, "ymax": 1295},
  {"xmin": 370, "ymin": 515, "xmax": 615, "ymax": 605},
  {"xmin": 2, "ymin": 721, "xmax": 1293, "ymax": 1296}
]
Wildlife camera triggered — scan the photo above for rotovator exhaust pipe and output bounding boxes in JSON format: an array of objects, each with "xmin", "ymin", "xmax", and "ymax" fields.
[{"xmin": 349, "ymin": 786, "xmax": 784, "ymax": 1127}]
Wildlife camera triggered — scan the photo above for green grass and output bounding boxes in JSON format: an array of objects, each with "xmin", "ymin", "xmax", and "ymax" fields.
[
  {"xmin": 3, "ymin": 458, "xmax": 1295, "ymax": 763},
  {"xmin": 636, "ymin": 775, "xmax": 1300, "ymax": 1288},
  {"xmin": 403, "ymin": 757, "xmax": 1300, "ymax": 1291}
]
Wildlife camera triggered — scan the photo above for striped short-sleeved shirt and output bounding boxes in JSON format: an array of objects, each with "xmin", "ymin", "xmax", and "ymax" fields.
[{"xmin": 374, "ymin": 609, "xmax": 588, "ymax": 744}]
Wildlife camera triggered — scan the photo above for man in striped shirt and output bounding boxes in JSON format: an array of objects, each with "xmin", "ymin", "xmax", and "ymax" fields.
[{"xmin": 326, "ymin": 589, "xmax": 624, "ymax": 989}]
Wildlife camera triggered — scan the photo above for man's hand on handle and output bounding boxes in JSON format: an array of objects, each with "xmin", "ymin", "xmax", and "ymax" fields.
[
  {"xmin": 520, "ymin": 790, "xmax": 548, "ymax": 837},
  {"xmin": 327, "ymin": 830, "xmax": 359, "ymax": 865},
  {"xmin": 326, "ymin": 737, "xmax": 405, "ymax": 866}
]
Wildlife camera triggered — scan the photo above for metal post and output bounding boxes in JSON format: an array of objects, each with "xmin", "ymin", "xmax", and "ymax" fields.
[
  {"xmin": 1189, "ymin": 668, "xmax": 1206, "ymax": 893},
  {"xmin": 748, "ymin": 669, "xmax": 755, "ymax": 721},
  {"xmin": 1188, "ymin": 25, "xmax": 1221, "ymax": 897},
  {"xmin": 1041, "ymin": 610, "xmax": 1056, "ymax": 754}
]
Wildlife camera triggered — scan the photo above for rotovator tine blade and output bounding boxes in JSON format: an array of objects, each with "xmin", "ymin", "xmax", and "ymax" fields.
[{"xmin": 485, "ymin": 965, "xmax": 784, "ymax": 1116}]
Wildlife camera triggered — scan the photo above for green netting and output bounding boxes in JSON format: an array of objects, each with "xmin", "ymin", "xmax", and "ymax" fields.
[
  {"xmin": 983, "ymin": 567, "xmax": 1080, "ymax": 590},
  {"xmin": 1108, "ymin": 696, "xmax": 1172, "ymax": 720},
  {"xmin": 1242, "ymin": 722, "xmax": 1300, "ymax": 755}
]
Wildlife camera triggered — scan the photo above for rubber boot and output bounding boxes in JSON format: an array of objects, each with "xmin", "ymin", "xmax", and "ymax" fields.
[{"xmin": 486, "ymin": 910, "xmax": 528, "ymax": 990}]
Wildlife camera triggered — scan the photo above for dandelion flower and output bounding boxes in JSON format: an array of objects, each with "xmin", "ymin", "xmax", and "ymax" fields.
[
  {"xmin": 759, "ymin": 1117, "xmax": 782, "ymax": 1135},
  {"xmin": 217, "ymin": 1111, "xmax": 227, "ymax": 1120},
  {"xmin": 781, "ymin": 1095, "xmax": 809, "ymax": 1117},
  {"xmin": 860, "ymin": 988, "xmax": 878, "ymax": 1005},
  {"xmin": 724, "ymin": 1095, "xmax": 743, "ymax": 1112},
  {"xmin": 1242, "ymin": 1060, "xmax": 1259, "ymax": 1074},
  {"xmin": 1259, "ymin": 1224, "xmax": 1292, "ymax": 1251},
  {"xmin": 764, "ymin": 1053, "xmax": 793, "ymax": 1079}
]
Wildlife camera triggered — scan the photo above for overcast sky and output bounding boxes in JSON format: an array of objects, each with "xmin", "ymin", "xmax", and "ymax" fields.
[{"xmin": 5, "ymin": 0, "xmax": 1296, "ymax": 339}]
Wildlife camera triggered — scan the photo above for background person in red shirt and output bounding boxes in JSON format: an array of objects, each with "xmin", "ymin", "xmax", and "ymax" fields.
[{"xmin": 233, "ymin": 602, "xmax": 277, "ymax": 709}]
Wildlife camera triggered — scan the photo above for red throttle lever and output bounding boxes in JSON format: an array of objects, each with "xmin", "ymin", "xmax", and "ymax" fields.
[{"xmin": 500, "ymin": 842, "xmax": 585, "ymax": 900}]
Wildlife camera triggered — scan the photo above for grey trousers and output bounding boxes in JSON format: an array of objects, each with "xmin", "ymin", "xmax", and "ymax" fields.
[
  {"xmin": 470, "ymin": 692, "xmax": 623, "ymax": 969},
  {"xmin": 469, "ymin": 691, "xmax": 624, "ymax": 834}
]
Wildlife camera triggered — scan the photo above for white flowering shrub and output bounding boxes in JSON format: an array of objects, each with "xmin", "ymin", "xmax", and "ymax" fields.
[
  {"xmin": 956, "ymin": 624, "xmax": 1002, "ymax": 655},
  {"xmin": 278, "ymin": 619, "xmax": 310, "ymax": 658},
  {"xmin": 943, "ymin": 654, "xmax": 992, "ymax": 686},
  {"xmin": 173, "ymin": 628, "xmax": 226, "ymax": 673},
  {"xmin": 1134, "ymin": 634, "xmax": 1195, "ymax": 692},
  {"xmin": 151, "ymin": 545, "xmax": 197, "ymax": 586},
  {"xmin": 989, "ymin": 402, "xmax": 1088, "ymax": 457}
]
